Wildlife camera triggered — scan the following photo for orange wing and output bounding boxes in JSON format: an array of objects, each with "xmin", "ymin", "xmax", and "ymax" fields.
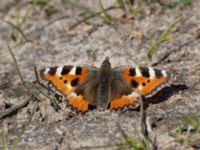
[
  {"xmin": 120, "ymin": 67, "xmax": 171, "ymax": 97},
  {"xmin": 40, "ymin": 66, "xmax": 94, "ymax": 113},
  {"xmin": 109, "ymin": 66, "xmax": 171, "ymax": 110}
]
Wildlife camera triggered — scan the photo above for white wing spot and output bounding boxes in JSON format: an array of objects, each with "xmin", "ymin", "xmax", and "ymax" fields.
[
  {"xmin": 69, "ymin": 67, "xmax": 76, "ymax": 75},
  {"xmin": 128, "ymin": 92, "xmax": 140, "ymax": 98},
  {"xmin": 162, "ymin": 70, "xmax": 167, "ymax": 77},
  {"xmin": 135, "ymin": 67, "xmax": 142, "ymax": 76},
  {"xmin": 68, "ymin": 92, "xmax": 77, "ymax": 97},
  {"xmin": 44, "ymin": 68, "xmax": 50, "ymax": 74},
  {"xmin": 149, "ymin": 67, "xmax": 155, "ymax": 78},
  {"xmin": 56, "ymin": 66, "xmax": 63, "ymax": 75}
]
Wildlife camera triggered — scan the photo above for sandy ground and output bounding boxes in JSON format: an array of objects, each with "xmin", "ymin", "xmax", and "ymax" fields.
[{"xmin": 0, "ymin": 0, "xmax": 200, "ymax": 149}]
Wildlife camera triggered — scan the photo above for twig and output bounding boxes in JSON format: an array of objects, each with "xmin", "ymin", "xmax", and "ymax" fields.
[
  {"xmin": 0, "ymin": 97, "xmax": 30, "ymax": 120},
  {"xmin": 139, "ymin": 94, "xmax": 148, "ymax": 138}
]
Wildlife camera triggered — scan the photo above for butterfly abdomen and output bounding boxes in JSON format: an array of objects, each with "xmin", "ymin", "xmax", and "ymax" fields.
[{"xmin": 96, "ymin": 58, "xmax": 112, "ymax": 109}]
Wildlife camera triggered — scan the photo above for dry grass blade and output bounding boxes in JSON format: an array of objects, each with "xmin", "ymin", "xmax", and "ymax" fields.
[
  {"xmin": 7, "ymin": 44, "xmax": 28, "ymax": 90},
  {"xmin": 7, "ymin": 44, "xmax": 42, "ymax": 100},
  {"xmin": 73, "ymin": 143, "xmax": 124, "ymax": 150}
]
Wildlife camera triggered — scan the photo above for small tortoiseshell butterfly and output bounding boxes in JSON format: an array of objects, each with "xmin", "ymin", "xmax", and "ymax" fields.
[{"xmin": 40, "ymin": 57, "xmax": 171, "ymax": 113}]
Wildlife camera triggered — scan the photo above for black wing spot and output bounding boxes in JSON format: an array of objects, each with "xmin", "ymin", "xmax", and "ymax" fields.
[
  {"xmin": 131, "ymin": 80, "xmax": 139, "ymax": 88},
  {"xmin": 140, "ymin": 67, "xmax": 150, "ymax": 78},
  {"xmin": 64, "ymin": 80, "xmax": 67, "ymax": 84},
  {"xmin": 142, "ymin": 82, "xmax": 146, "ymax": 86},
  {"xmin": 48, "ymin": 67, "xmax": 57, "ymax": 75},
  {"xmin": 61, "ymin": 66, "xmax": 72, "ymax": 75},
  {"xmin": 129, "ymin": 68, "xmax": 136, "ymax": 76},
  {"xmin": 75, "ymin": 67, "xmax": 82, "ymax": 75},
  {"xmin": 60, "ymin": 77, "xmax": 63, "ymax": 80},
  {"xmin": 147, "ymin": 79, "xmax": 151, "ymax": 82},
  {"xmin": 71, "ymin": 78, "xmax": 79, "ymax": 87},
  {"xmin": 155, "ymin": 69, "xmax": 163, "ymax": 78}
]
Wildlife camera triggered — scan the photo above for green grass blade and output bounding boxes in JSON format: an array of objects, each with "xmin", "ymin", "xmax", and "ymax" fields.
[
  {"xmin": 127, "ymin": 0, "xmax": 138, "ymax": 17},
  {"xmin": 179, "ymin": 0, "xmax": 193, "ymax": 6},
  {"xmin": 116, "ymin": 0, "xmax": 125, "ymax": 9},
  {"xmin": 159, "ymin": 16, "xmax": 182, "ymax": 42},
  {"xmin": 99, "ymin": 0, "xmax": 113, "ymax": 24},
  {"xmin": 4, "ymin": 20, "xmax": 28, "ymax": 42},
  {"xmin": 1, "ymin": 122, "xmax": 8, "ymax": 150},
  {"xmin": 63, "ymin": 0, "xmax": 95, "ymax": 14},
  {"xmin": 18, "ymin": 0, "xmax": 38, "ymax": 27},
  {"xmin": 147, "ymin": 16, "xmax": 182, "ymax": 60},
  {"xmin": 147, "ymin": 33, "xmax": 155, "ymax": 60},
  {"xmin": 69, "ymin": 13, "xmax": 99, "ymax": 30}
]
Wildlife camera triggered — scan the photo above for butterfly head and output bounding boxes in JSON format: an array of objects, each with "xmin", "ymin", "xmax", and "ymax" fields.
[{"xmin": 101, "ymin": 57, "xmax": 111, "ymax": 69}]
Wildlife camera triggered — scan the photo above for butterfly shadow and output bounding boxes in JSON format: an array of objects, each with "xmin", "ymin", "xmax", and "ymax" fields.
[{"xmin": 143, "ymin": 84, "xmax": 188, "ymax": 109}]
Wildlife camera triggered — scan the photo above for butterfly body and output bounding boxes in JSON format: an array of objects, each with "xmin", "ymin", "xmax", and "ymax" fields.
[{"xmin": 40, "ymin": 57, "xmax": 171, "ymax": 113}]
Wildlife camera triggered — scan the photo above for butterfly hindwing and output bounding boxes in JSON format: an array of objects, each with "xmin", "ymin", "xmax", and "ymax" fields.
[
  {"xmin": 108, "ymin": 76, "xmax": 138, "ymax": 110},
  {"xmin": 109, "ymin": 92, "xmax": 140, "ymax": 110},
  {"xmin": 40, "ymin": 66, "xmax": 97, "ymax": 112}
]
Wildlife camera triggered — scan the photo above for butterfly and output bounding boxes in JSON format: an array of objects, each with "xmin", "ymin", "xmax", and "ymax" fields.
[{"xmin": 40, "ymin": 57, "xmax": 171, "ymax": 113}]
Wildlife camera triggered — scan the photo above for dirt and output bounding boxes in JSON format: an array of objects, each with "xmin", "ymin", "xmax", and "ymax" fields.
[{"xmin": 0, "ymin": 0, "xmax": 200, "ymax": 150}]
